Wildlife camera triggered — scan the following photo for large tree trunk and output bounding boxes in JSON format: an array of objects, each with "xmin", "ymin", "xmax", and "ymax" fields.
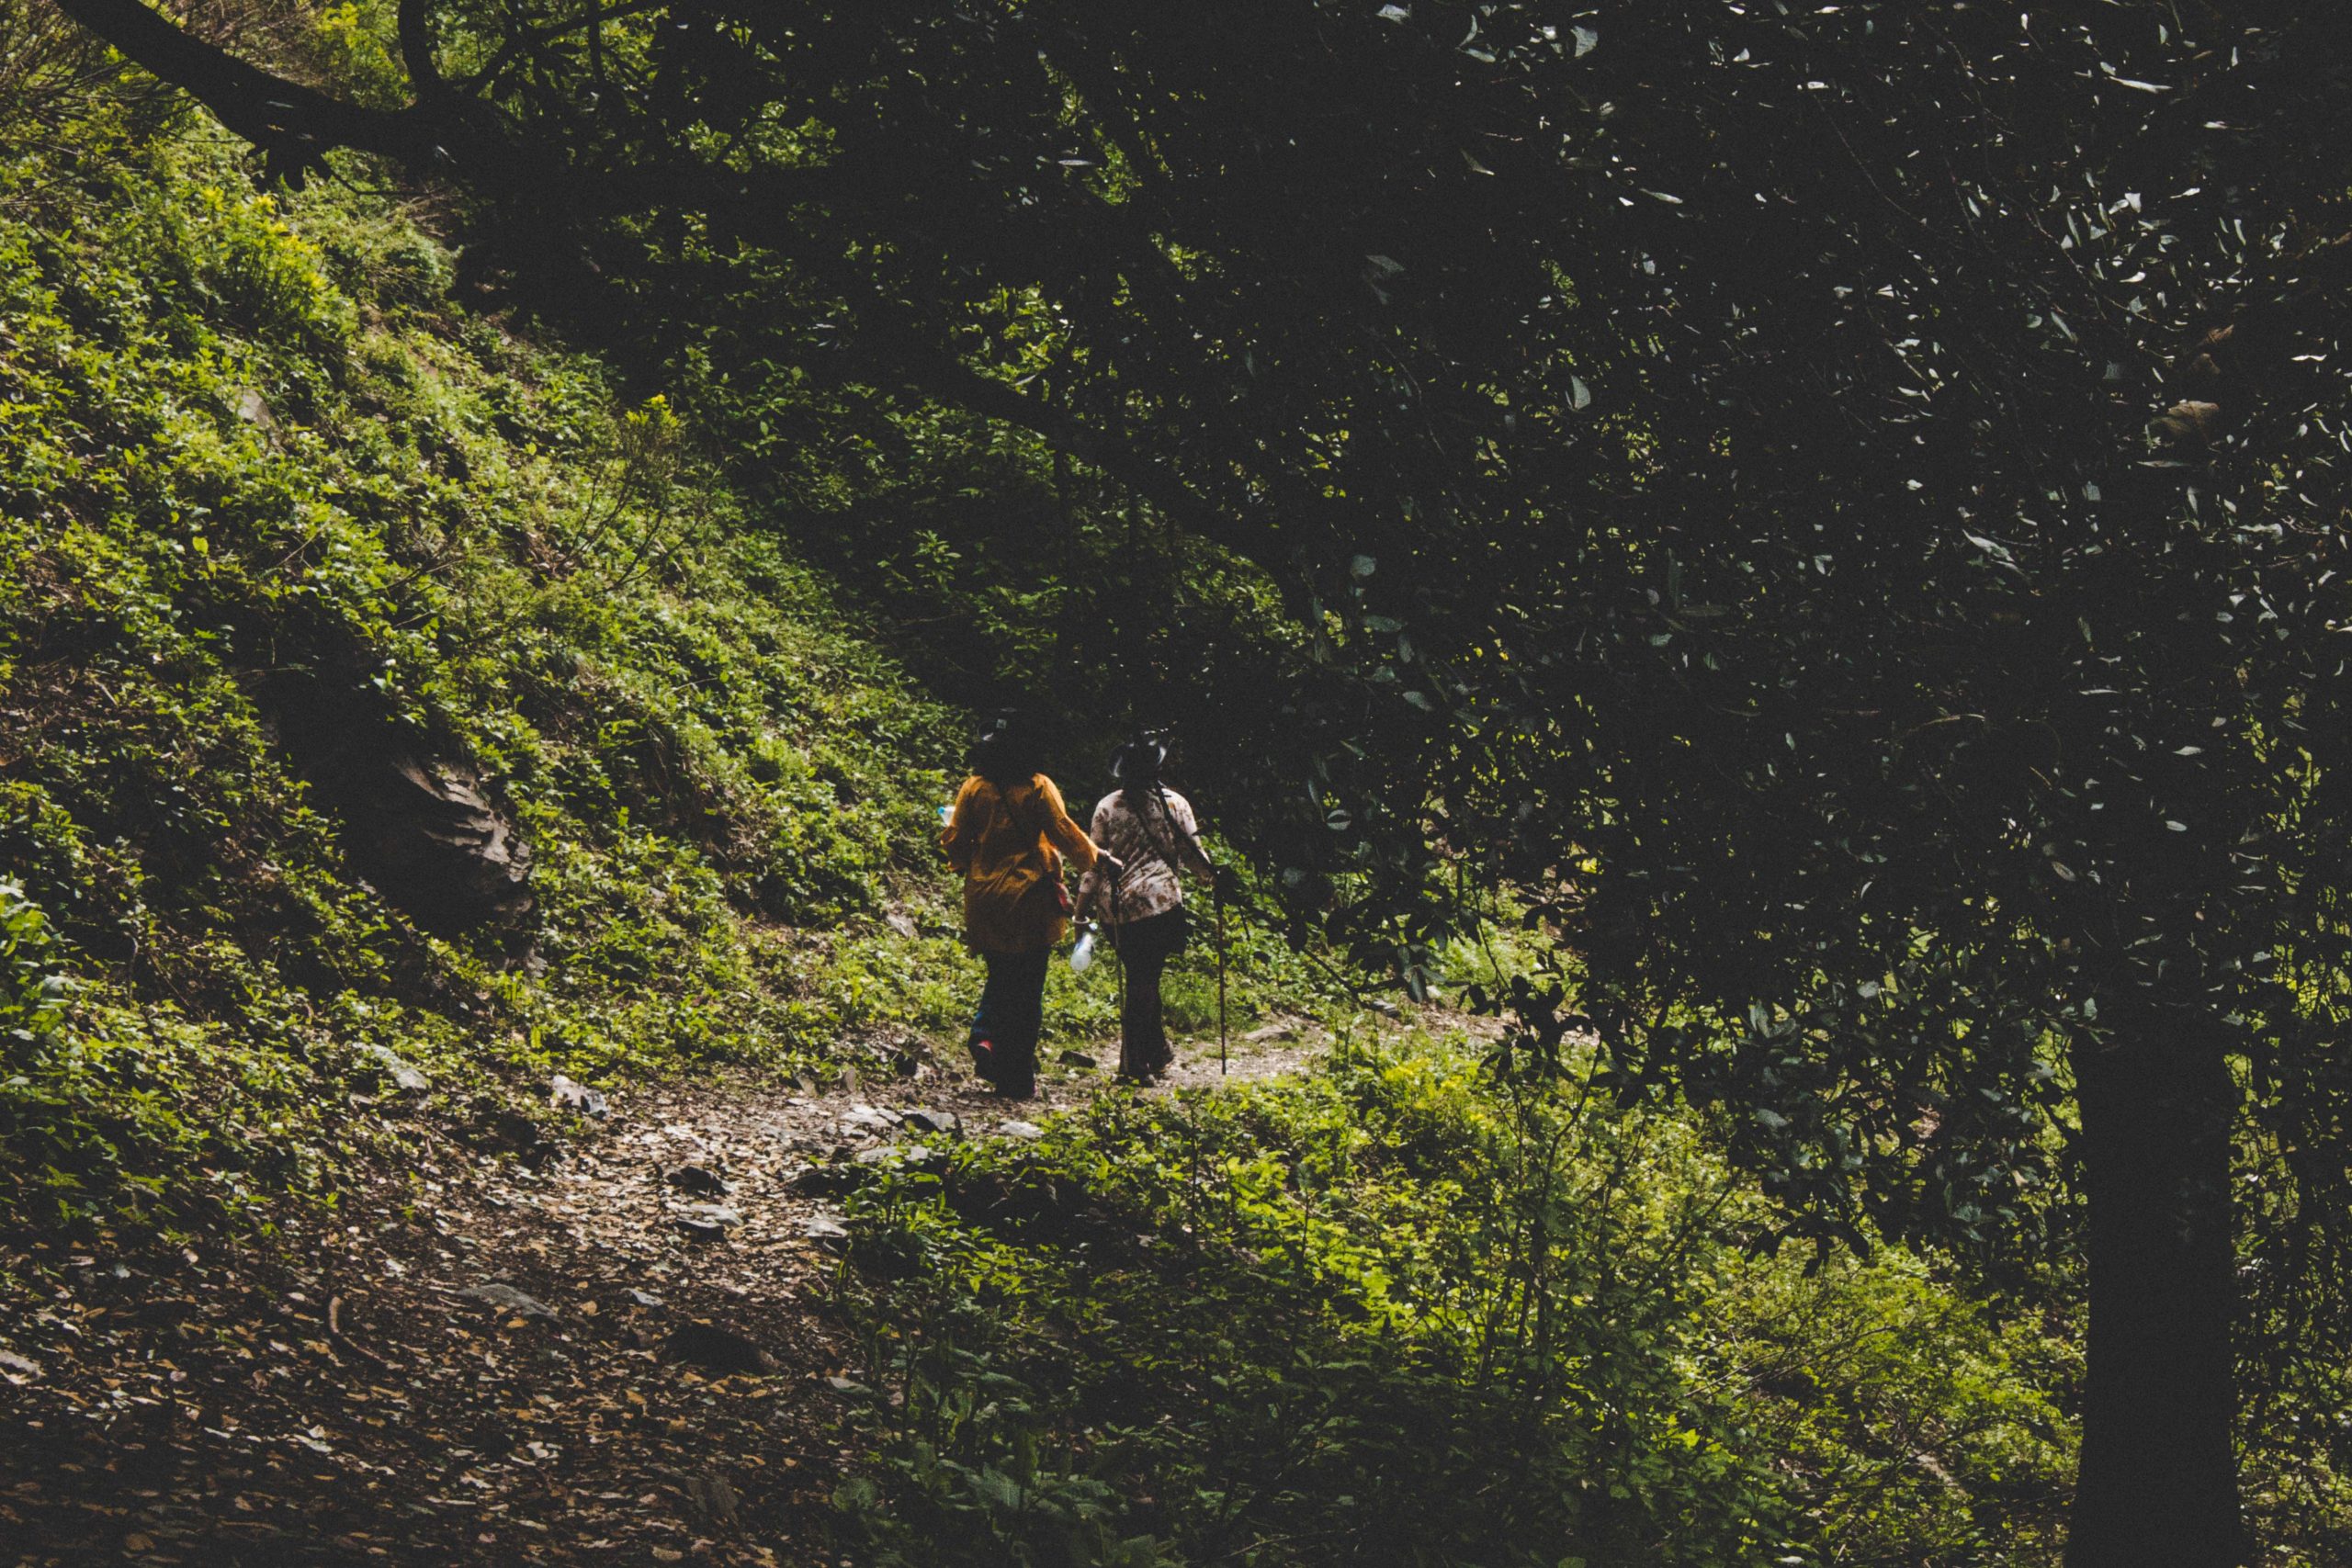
[{"xmin": 2065, "ymin": 1015, "xmax": 2244, "ymax": 1568}]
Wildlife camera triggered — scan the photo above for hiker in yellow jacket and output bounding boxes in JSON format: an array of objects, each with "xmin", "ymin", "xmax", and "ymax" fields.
[{"xmin": 939, "ymin": 714, "xmax": 1114, "ymax": 1100}]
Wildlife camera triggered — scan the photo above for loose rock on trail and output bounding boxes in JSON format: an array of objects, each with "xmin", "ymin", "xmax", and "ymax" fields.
[{"xmin": 0, "ymin": 1023, "xmax": 1317, "ymax": 1565}]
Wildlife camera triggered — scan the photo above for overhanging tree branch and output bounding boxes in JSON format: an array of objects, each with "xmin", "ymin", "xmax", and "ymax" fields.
[
  {"xmin": 51, "ymin": 0, "xmax": 1250, "ymax": 525},
  {"xmin": 52, "ymin": 0, "xmax": 457, "ymax": 182}
]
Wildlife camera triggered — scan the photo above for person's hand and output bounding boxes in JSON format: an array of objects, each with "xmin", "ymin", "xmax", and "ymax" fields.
[{"xmin": 1098, "ymin": 852, "xmax": 1125, "ymax": 878}]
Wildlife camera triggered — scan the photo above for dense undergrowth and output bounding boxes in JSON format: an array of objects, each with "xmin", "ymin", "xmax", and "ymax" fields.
[{"xmin": 829, "ymin": 1021, "xmax": 2080, "ymax": 1568}]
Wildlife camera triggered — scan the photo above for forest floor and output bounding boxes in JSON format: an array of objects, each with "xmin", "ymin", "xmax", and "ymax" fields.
[{"xmin": 0, "ymin": 1021, "xmax": 1324, "ymax": 1567}]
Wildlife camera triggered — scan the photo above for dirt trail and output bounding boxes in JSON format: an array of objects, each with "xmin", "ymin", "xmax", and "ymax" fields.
[{"xmin": 0, "ymin": 1023, "xmax": 1321, "ymax": 1567}]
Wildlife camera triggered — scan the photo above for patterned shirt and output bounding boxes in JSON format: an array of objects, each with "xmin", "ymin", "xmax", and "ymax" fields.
[{"xmin": 1077, "ymin": 786, "xmax": 1211, "ymax": 925}]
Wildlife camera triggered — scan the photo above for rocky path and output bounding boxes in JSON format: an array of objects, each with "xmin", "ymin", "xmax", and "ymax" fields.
[{"xmin": 0, "ymin": 1024, "xmax": 1319, "ymax": 1566}]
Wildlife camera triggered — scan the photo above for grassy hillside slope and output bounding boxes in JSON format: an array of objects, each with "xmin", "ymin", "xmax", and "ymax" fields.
[{"xmin": 0, "ymin": 101, "xmax": 984, "ymax": 1237}]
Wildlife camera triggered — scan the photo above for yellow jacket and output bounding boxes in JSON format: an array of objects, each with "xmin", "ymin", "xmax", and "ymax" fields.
[{"xmin": 940, "ymin": 773, "xmax": 1101, "ymax": 954}]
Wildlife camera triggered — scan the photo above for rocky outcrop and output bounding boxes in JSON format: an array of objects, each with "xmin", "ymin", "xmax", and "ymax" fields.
[
  {"xmin": 346, "ymin": 754, "xmax": 534, "ymax": 937},
  {"xmin": 263, "ymin": 668, "xmax": 535, "ymax": 942}
]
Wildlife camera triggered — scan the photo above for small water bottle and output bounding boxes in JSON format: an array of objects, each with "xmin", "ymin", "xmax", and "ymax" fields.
[{"xmin": 1069, "ymin": 923, "xmax": 1098, "ymax": 973}]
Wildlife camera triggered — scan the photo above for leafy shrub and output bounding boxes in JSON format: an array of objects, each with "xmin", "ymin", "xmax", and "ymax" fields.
[
  {"xmin": 0, "ymin": 879, "xmax": 69, "ymax": 1056},
  {"xmin": 832, "ymin": 1030, "xmax": 2079, "ymax": 1567},
  {"xmin": 0, "ymin": 879, "xmax": 330, "ymax": 1231}
]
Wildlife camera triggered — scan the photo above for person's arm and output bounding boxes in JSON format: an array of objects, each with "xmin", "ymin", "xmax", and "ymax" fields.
[
  {"xmin": 940, "ymin": 777, "xmax": 980, "ymax": 873},
  {"xmin": 1073, "ymin": 799, "xmax": 1113, "ymax": 920},
  {"xmin": 1170, "ymin": 792, "xmax": 1216, "ymax": 878},
  {"xmin": 1035, "ymin": 775, "xmax": 1102, "ymax": 874}
]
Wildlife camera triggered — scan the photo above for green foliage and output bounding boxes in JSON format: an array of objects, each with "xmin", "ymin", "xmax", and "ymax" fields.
[
  {"xmin": 0, "ymin": 96, "xmax": 971, "ymax": 1230},
  {"xmin": 39, "ymin": 0, "xmax": 2352, "ymax": 1540},
  {"xmin": 0, "ymin": 877, "xmax": 324, "ymax": 1231},
  {"xmin": 17, "ymin": 10, "xmax": 2346, "ymax": 1556},
  {"xmin": 0, "ymin": 77, "xmax": 1359, "ymax": 1240},
  {"xmin": 833, "ymin": 1030, "xmax": 2080, "ymax": 1567},
  {"xmin": 0, "ymin": 880, "xmax": 69, "ymax": 1053}
]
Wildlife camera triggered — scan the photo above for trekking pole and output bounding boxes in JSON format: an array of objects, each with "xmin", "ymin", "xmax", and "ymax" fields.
[
  {"xmin": 1110, "ymin": 874, "xmax": 1126, "ymax": 1044},
  {"xmin": 1215, "ymin": 872, "xmax": 1229, "ymax": 1077}
]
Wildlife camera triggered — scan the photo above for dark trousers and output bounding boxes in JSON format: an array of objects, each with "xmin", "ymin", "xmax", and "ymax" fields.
[
  {"xmin": 1114, "ymin": 906, "xmax": 1188, "ymax": 1080},
  {"xmin": 970, "ymin": 948, "xmax": 1049, "ymax": 1097}
]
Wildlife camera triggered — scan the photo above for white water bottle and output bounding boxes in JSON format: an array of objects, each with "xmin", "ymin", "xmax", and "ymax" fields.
[{"xmin": 1069, "ymin": 923, "xmax": 1097, "ymax": 973}]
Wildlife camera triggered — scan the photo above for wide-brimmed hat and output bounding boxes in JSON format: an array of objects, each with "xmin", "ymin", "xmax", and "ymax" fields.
[{"xmin": 1109, "ymin": 734, "xmax": 1168, "ymax": 784}]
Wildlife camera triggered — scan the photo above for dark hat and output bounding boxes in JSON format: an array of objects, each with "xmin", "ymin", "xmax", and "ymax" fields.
[
  {"xmin": 1109, "ymin": 734, "xmax": 1168, "ymax": 784},
  {"xmin": 971, "ymin": 711, "xmax": 1042, "ymax": 782}
]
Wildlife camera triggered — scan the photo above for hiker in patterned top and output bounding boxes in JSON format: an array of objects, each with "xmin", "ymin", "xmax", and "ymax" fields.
[
  {"xmin": 1076, "ymin": 734, "xmax": 1216, "ymax": 1085},
  {"xmin": 940, "ymin": 713, "xmax": 1114, "ymax": 1100}
]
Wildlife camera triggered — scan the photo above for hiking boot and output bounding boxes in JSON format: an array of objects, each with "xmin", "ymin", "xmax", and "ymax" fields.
[
  {"xmin": 969, "ymin": 1039, "xmax": 998, "ymax": 1085},
  {"xmin": 1118, "ymin": 1048, "xmax": 1173, "ymax": 1087}
]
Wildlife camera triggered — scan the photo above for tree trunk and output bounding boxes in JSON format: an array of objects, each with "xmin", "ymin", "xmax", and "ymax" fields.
[{"xmin": 2065, "ymin": 1015, "xmax": 2245, "ymax": 1568}]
